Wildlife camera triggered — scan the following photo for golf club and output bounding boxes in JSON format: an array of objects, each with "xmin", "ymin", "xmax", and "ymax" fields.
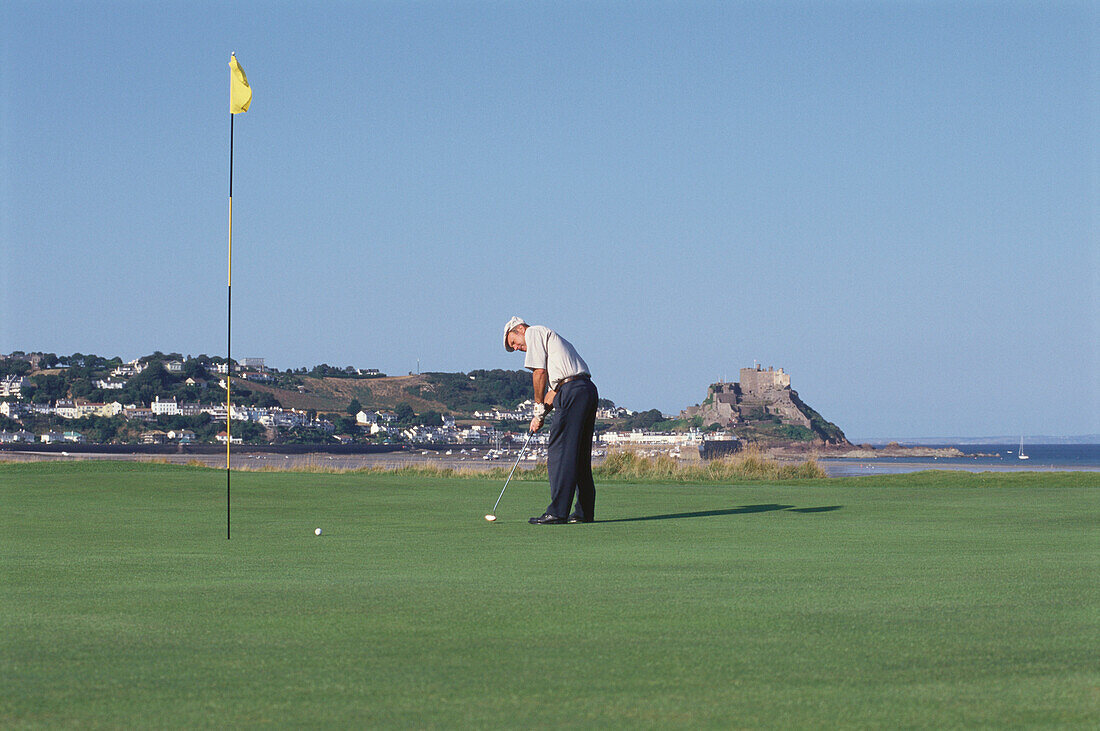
[{"xmin": 485, "ymin": 432, "xmax": 534, "ymax": 521}]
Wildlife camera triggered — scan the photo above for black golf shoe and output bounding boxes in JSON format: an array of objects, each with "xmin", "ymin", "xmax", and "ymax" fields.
[
  {"xmin": 567, "ymin": 514, "xmax": 592, "ymax": 524},
  {"xmin": 528, "ymin": 513, "xmax": 566, "ymax": 525}
]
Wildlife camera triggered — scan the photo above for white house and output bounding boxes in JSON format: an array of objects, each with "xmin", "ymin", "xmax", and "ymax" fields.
[
  {"xmin": 260, "ymin": 409, "xmax": 305, "ymax": 429},
  {"xmin": 0, "ymin": 375, "xmax": 31, "ymax": 398},
  {"xmin": 123, "ymin": 406, "xmax": 156, "ymax": 421},
  {"xmin": 459, "ymin": 425, "xmax": 492, "ymax": 444},
  {"xmin": 597, "ymin": 406, "xmax": 636, "ymax": 420},
  {"xmin": 40, "ymin": 431, "xmax": 65, "ymax": 443},
  {"xmin": 0, "ymin": 430, "xmax": 34, "ymax": 443},
  {"xmin": 201, "ymin": 405, "xmax": 229, "ymax": 421},
  {"xmin": 229, "ymin": 405, "xmax": 262, "ymax": 422},
  {"xmin": 0, "ymin": 401, "xmax": 33, "ymax": 419},
  {"xmin": 55, "ymin": 400, "xmax": 79, "ymax": 419},
  {"xmin": 94, "ymin": 378, "xmax": 126, "ymax": 390},
  {"xmin": 152, "ymin": 397, "xmax": 179, "ymax": 416},
  {"xmin": 63, "ymin": 431, "xmax": 86, "ymax": 443},
  {"xmin": 599, "ymin": 430, "xmax": 703, "ymax": 447},
  {"xmin": 111, "ymin": 358, "xmax": 147, "ymax": 377},
  {"xmin": 167, "ymin": 429, "xmax": 196, "ymax": 443}
]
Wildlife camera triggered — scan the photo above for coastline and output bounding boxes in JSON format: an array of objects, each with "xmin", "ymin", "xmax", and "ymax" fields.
[{"xmin": 3, "ymin": 443, "xmax": 1098, "ymax": 479}]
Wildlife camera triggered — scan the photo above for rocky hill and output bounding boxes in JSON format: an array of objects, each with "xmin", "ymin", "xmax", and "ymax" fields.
[{"xmin": 682, "ymin": 366, "xmax": 850, "ymax": 447}]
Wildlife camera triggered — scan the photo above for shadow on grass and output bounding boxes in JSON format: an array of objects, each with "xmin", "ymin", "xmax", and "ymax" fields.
[{"xmin": 599, "ymin": 503, "xmax": 843, "ymax": 523}]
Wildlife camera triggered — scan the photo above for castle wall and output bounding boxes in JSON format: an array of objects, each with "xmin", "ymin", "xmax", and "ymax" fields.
[{"xmin": 739, "ymin": 366, "xmax": 790, "ymax": 395}]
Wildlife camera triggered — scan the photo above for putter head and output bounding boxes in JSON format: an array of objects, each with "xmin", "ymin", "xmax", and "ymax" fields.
[{"xmin": 484, "ymin": 514, "xmax": 497, "ymax": 522}]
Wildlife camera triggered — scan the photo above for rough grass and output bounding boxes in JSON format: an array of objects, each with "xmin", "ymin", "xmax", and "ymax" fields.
[
  {"xmin": 597, "ymin": 448, "xmax": 827, "ymax": 481},
  {"xmin": 224, "ymin": 446, "xmax": 826, "ymax": 481}
]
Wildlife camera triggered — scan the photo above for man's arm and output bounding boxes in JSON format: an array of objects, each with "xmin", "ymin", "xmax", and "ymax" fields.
[
  {"xmin": 532, "ymin": 368, "xmax": 549, "ymax": 404},
  {"xmin": 530, "ymin": 369, "xmax": 553, "ymax": 432}
]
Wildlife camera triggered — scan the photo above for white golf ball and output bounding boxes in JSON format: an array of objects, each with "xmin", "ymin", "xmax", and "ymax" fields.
[
  {"xmin": 314, "ymin": 528, "xmax": 322, "ymax": 536},
  {"xmin": 484, "ymin": 514, "xmax": 496, "ymax": 522}
]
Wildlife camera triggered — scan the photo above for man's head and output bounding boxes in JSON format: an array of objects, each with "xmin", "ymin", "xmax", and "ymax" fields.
[{"xmin": 503, "ymin": 316, "xmax": 528, "ymax": 352}]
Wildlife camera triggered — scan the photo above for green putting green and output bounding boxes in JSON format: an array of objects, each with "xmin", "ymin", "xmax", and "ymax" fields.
[{"xmin": 2, "ymin": 462, "xmax": 1097, "ymax": 727}]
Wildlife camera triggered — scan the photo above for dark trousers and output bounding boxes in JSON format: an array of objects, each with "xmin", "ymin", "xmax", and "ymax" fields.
[{"xmin": 546, "ymin": 378, "xmax": 598, "ymax": 520}]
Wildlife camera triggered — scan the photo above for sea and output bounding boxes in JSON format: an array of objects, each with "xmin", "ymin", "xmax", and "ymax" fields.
[{"xmin": 820, "ymin": 443, "xmax": 1100, "ymax": 478}]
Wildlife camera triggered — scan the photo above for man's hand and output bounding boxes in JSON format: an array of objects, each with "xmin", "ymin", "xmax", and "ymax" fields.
[
  {"xmin": 545, "ymin": 389, "xmax": 556, "ymax": 407},
  {"xmin": 529, "ymin": 416, "xmax": 544, "ymax": 433}
]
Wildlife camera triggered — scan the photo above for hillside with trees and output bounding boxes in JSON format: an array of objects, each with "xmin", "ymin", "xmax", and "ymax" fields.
[{"xmin": 0, "ymin": 351, "xmax": 562, "ymax": 446}]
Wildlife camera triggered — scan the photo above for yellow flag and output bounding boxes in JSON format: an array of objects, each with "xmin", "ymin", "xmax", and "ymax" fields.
[{"xmin": 229, "ymin": 54, "xmax": 252, "ymax": 114}]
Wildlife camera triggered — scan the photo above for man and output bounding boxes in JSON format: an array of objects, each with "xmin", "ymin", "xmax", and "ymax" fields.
[{"xmin": 503, "ymin": 316, "xmax": 598, "ymax": 524}]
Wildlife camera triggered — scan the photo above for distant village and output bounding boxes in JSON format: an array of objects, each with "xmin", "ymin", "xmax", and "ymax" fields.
[{"xmin": 1, "ymin": 351, "xmax": 731, "ymax": 455}]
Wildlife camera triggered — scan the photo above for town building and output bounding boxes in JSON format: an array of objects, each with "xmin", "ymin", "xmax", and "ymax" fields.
[
  {"xmin": 93, "ymin": 378, "xmax": 126, "ymax": 390},
  {"xmin": 216, "ymin": 431, "xmax": 243, "ymax": 445},
  {"xmin": 55, "ymin": 400, "xmax": 79, "ymax": 419},
  {"xmin": 0, "ymin": 430, "xmax": 35, "ymax": 443},
  {"xmin": 0, "ymin": 375, "xmax": 32, "ymax": 398},
  {"xmin": 0, "ymin": 402, "xmax": 33, "ymax": 420},
  {"xmin": 151, "ymin": 397, "xmax": 179, "ymax": 416}
]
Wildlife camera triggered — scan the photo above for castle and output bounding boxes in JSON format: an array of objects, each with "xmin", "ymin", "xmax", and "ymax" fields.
[
  {"xmin": 681, "ymin": 366, "xmax": 848, "ymax": 446},
  {"xmin": 682, "ymin": 366, "xmax": 810, "ymax": 428}
]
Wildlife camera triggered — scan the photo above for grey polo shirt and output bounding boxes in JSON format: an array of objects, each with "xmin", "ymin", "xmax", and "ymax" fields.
[{"xmin": 522, "ymin": 325, "xmax": 590, "ymax": 390}]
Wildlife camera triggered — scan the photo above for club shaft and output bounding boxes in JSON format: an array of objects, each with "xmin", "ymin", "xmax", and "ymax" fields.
[{"xmin": 491, "ymin": 433, "xmax": 533, "ymax": 514}]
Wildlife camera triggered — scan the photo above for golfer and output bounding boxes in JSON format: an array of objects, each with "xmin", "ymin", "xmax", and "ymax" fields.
[{"xmin": 503, "ymin": 316, "xmax": 598, "ymax": 524}]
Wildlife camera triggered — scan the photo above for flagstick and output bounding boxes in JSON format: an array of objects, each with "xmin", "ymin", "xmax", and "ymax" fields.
[{"xmin": 227, "ymin": 111, "xmax": 234, "ymax": 540}]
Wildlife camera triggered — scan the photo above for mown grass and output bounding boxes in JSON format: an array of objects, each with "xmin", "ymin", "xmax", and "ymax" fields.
[{"xmin": 1, "ymin": 461, "xmax": 1096, "ymax": 728}]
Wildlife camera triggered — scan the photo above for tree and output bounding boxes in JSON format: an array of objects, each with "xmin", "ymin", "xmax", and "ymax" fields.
[
  {"xmin": 0, "ymin": 360, "xmax": 31, "ymax": 378},
  {"xmin": 70, "ymin": 379, "xmax": 94, "ymax": 398},
  {"xmin": 183, "ymin": 359, "xmax": 210, "ymax": 380},
  {"xmin": 33, "ymin": 374, "xmax": 67, "ymax": 402},
  {"xmin": 393, "ymin": 402, "xmax": 415, "ymax": 427},
  {"xmin": 128, "ymin": 361, "xmax": 172, "ymax": 391},
  {"xmin": 617, "ymin": 409, "xmax": 666, "ymax": 431},
  {"xmin": 347, "ymin": 398, "xmax": 362, "ymax": 415}
]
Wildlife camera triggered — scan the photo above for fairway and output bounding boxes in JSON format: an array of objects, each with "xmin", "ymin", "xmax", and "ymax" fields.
[{"xmin": 2, "ymin": 462, "xmax": 1098, "ymax": 728}]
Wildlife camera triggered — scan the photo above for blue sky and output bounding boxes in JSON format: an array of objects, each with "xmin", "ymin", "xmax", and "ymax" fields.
[{"xmin": 2, "ymin": 1, "xmax": 1096, "ymax": 439}]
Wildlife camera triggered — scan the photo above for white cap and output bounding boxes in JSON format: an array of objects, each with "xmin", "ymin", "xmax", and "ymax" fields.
[{"xmin": 503, "ymin": 316, "xmax": 527, "ymax": 351}]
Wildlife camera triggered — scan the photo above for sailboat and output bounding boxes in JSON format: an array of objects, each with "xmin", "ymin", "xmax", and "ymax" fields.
[{"xmin": 1018, "ymin": 436, "xmax": 1029, "ymax": 460}]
